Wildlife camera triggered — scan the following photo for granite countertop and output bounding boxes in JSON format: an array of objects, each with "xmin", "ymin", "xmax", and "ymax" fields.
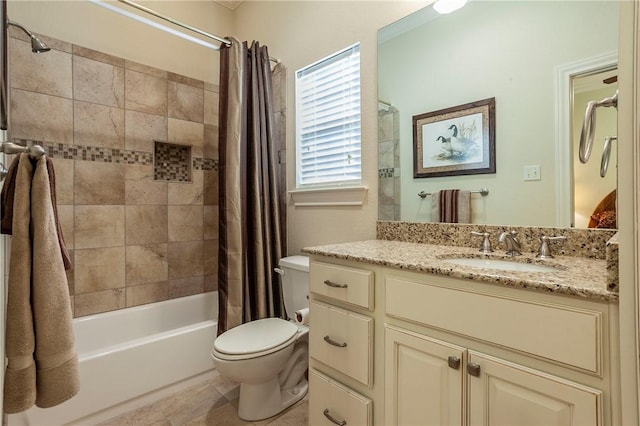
[{"xmin": 302, "ymin": 239, "xmax": 618, "ymax": 302}]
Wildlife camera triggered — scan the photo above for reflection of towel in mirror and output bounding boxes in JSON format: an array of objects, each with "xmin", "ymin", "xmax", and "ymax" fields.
[{"xmin": 431, "ymin": 189, "xmax": 471, "ymax": 223}]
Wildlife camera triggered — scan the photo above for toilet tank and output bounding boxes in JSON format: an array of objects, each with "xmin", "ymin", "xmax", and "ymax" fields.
[{"xmin": 278, "ymin": 256, "xmax": 309, "ymax": 318}]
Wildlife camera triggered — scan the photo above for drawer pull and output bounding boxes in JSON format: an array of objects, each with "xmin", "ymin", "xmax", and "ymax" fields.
[
  {"xmin": 323, "ymin": 408, "xmax": 347, "ymax": 426},
  {"xmin": 467, "ymin": 362, "xmax": 481, "ymax": 377},
  {"xmin": 324, "ymin": 335, "xmax": 348, "ymax": 348},
  {"xmin": 447, "ymin": 356, "xmax": 461, "ymax": 370},
  {"xmin": 324, "ymin": 279, "xmax": 348, "ymax": 289}
]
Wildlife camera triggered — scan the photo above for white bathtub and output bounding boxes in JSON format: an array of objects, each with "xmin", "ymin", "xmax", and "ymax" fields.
[{"xmin": 9, "ymin": 292, "xmax": 218, "ymax": 426}]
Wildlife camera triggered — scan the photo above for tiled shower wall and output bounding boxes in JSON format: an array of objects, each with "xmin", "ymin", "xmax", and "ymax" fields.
[
  {"xmin": 6, "ymin": 29, "xmax": 262, "ymax": 317},
  {"xmin": 378, "ymin": 105, "xmax": 400, "ymax": 221}
]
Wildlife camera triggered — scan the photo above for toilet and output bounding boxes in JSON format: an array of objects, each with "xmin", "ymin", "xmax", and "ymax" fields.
[{"xmin": 211, "ymin": 255, "xmax": 309, "ymax": 421}]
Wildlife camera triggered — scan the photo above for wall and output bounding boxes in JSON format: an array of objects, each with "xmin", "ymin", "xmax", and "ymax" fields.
[
  {"xmin": 6, "ymin": 0, "xmax": 430, "ymax": 256},
  {"xmin": 232, "ymin": 1, "xmax": 430, "ymax": 254},
  {"xmin": 7, "ymin": 0, "xmax": 230, "ymax": 84},
  {"xmin": 8, "ymin": 28, "xmax": 220, "ymax": 316}
]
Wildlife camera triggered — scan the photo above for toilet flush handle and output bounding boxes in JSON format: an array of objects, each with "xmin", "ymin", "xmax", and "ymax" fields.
[{"xmin": 274, "ymin": 267, "xmax": 284, "ymax": 276}]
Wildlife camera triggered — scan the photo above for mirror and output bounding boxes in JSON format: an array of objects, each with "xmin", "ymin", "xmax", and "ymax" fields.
[{"xmin": 377, "ymin": 0, "xmax": 618, "ymax": 228}]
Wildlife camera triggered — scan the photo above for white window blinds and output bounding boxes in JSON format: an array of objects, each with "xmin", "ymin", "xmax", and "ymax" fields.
[{"xmin": 295, "ymin": 43, "xmax": 361, "ymax": 187}]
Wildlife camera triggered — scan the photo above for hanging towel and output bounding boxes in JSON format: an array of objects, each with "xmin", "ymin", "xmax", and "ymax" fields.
[
  {"xmin": 431, "ymin": 189, "xmax": 471, "ymax": 223},
  {"xmin": 4, "ymin": 154, "xmax": 37, "ymax": 413},
  {"xmin": 0, "ymin": 155, "xmax": 72, "ymax": 270},
  {"xmin": 1, "ymin": 155, "xmax": 20, "ymax": 235},
  {"xmin": 3, "ymin": 154, "xmax": 79, "ymax": 414}
]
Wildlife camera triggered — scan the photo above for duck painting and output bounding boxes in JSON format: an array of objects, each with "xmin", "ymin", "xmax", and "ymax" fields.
[
  {"xmin": 436, "ymin": 135, "xmax": 454, "ymax": 158},
  {"xmin": 447, "ymin": 124, "xmax": 479, "ymax": 157}
]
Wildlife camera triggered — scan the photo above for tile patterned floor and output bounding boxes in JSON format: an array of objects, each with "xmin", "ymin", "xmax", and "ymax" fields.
[{"xmin": 97, "ymin": 374, "xmax": 308, "ymax": 426}]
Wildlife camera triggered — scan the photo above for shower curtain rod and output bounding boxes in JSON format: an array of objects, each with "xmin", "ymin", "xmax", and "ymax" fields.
[{"xmin": 116, "ymin": 0, "xmax": 279, "ymax": 63}]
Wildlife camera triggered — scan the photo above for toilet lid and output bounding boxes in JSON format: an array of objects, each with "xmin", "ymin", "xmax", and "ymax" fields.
[{"xmin": 213, "ymin": 318, "xmax": 298, "ymax": 356}]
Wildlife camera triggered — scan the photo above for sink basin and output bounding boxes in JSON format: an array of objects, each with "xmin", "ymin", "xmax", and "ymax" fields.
[{"xmin": 444, "ymin": 257, "xmax": 559, "ymax": 273}]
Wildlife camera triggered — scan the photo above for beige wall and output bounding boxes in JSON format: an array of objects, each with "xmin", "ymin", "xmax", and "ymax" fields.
[
  {"xmin": 8, "ymin": 28, "xmax": 221, "ymax": 316},
  {"xmin": 7, "ymin": 0, "xmax": 231, "ymax": 84},
  {"xmin": 9, "ymin": 0, "xmax": 431, "ymax": 255},
  {"xmin": 232, "ymin": 1, "xmax": 430, "ymax": 254}
]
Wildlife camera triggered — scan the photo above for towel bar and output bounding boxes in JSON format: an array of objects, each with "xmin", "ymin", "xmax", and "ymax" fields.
[
  {"xmin": 418, "ymin": 188, "xmax": 489, "ymax": 199},
  {"xmin": 0, "ymin": 141, "xmax": 47, "ymax": 181}
]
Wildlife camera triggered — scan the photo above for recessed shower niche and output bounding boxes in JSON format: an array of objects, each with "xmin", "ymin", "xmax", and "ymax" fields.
[{"xmin": 154, "ymin": 140, "xmax": 192, "ymax": 182}]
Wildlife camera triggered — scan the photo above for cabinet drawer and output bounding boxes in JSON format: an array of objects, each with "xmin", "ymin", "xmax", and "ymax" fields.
[
  {"xmin": 386, "ymin": 275, "xmax": 602, "ymax": 373},
  {"xmin": 310, "ymin": 300, "xmax": 373, "ymax": 386},
  {"xmin": 310, "ymin": 261, "xmax": 374, "ymax": 310},
  {"xmin": 309, "ymin": 369, "xmax": 372, "ymax": 426}
]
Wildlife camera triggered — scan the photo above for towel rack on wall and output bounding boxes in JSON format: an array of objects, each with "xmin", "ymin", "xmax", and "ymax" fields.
[
  {"xmin": 578, "ymin": 90, "xmax": 618, "ymax": 165},
  {"xmin": 418, "ymin": 188, "xmax": 489, "ymax": 199},
  {"xmin": 0, "ymin": 141, "xmax": 46, "ymax": 181}
]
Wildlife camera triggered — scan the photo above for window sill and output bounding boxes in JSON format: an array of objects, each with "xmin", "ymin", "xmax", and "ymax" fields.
[{"xmin": 289, "ymin": 185, "xmax": 368, "ymax": 207}]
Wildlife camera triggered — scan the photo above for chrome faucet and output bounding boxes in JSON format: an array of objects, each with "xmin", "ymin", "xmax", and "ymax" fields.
[
  {"xmin": 470, "ymin": 231, "xmax": 493, "ymax": 253},
  {"xmin": 497, "ymin": 230, "xmax": 522, "ymax": 256},
  {"xmin": 536, "ymin": 235, "xmax": 567, "ymax": 259}
]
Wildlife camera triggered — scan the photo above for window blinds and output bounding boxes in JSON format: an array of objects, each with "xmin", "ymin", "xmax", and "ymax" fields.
[{"xmin": 295, "ymin": 43, "xmax": 361, "ymax": 187}]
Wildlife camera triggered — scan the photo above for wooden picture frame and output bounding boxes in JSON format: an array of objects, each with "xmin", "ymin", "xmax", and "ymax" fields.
[{"xmin": 413, "ymin": 97, "xmax": 496, "ymax": 178}]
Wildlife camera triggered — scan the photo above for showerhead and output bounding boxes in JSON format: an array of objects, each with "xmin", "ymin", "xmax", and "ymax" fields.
[
  {"xmin": 7, "ymin": 19, "xmax": 50, "ymax": 53},
  {"xmin": 29, "ymin": 35, "xmax": 50, "ymax": 53}
]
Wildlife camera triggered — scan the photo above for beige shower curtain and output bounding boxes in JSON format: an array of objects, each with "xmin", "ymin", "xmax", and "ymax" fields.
[{"xmin": 217, "ymin": 37, "xmax": 286, "ymax": 334}]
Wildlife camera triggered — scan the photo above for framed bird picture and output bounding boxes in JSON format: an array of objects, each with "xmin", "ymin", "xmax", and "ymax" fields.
[{"xmin": 413, "ymin": 97, "xmax": 495, "ymax": 178}]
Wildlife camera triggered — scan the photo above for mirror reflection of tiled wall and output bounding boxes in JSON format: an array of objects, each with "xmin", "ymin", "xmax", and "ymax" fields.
[
  {"xmin": 8, "ymin": 28, "xmax": 286, "ymax": 317},
  {"xmin": 378, "ymin": 104, "xmax": 400, "ymax": 221}
]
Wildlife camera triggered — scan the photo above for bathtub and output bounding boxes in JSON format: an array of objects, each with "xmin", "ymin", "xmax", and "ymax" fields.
[{"xmin": 9, "ymin": 292, "xmax": 218, "ymax": 426}]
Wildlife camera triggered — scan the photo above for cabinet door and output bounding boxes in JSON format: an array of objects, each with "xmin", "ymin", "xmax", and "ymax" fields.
[
  {"xmin": 467, "ymin": 351, "xmax": 602, "ymax": 426},
  {"xmin": 385, "ymin": 325, "xmax": 465, "ymax": 426}
]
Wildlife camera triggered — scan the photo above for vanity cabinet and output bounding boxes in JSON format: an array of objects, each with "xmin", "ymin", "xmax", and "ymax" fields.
[
  {"xmin": 384, "ymin": 325, "xmax": 465, "ymax": 425},
  {"xmin": 385, "ymin": 325, "xmax": 601, "ymax": 426},
  {"xmin": 309, "ymin": 260, "xmax": 376, "ymax": 426},
  {"xmin": 308, "ymin": 254, "xmax": 619, "ymax": 426}
]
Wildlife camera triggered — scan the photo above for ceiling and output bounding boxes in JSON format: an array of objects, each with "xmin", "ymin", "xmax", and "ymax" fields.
[{"xmin": 214, "ymin": 1, "xmax": 244, "ymax": 10}]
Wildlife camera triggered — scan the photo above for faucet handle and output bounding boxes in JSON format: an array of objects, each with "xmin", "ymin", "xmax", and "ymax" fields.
[
  {"xmin": 537, "ymin": 235, "xmax": 567, "ymax": 259},
  {"xmin": 470, "ymin": 231, "xmax": 493, "ymax": 253}
]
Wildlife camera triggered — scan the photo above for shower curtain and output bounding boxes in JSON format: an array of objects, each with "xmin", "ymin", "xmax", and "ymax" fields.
[{"xmin": 217, "ymin": 37, "xmax": 286, "ymax": 334}]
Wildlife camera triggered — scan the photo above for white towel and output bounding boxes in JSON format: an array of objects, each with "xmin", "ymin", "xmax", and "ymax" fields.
[{"xmin": 431, "ymin": 189, "xmax": 471, "ymax": 223}]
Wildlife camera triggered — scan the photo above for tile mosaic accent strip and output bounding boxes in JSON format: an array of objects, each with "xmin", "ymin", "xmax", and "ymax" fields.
[
  {"xmin": 378, "ymin": 167, "xmax": 394, "ymax": 178},
  {"xmin": 14, "ymin": 138, "xmax": 217, "ymax": 171},
  {"xmin": 18, "ymin": 139, "xmax": 152, "ymax": 165},
  {"xmin": 154, "ymin": 141, "xmax": 191, "ymax": 182},
  {"xmin": 193, "ymin": 157, "xmax": 218, "ymax": 171}
]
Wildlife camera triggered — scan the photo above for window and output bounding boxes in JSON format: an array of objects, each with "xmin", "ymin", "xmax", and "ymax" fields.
[{"xmin": 295, "ymin": 43, "xmax": 361, "ymax": 188}]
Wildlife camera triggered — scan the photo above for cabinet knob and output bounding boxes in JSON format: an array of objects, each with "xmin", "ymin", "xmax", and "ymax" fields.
[
  {"xmin": 467, "ymin": 362, "xmax": 481, "ymax": 377},
  {"xmin": 324, "ymin": 335, "xmax": 348, "ymax": 348},
  {"xmin": 324, "ymin": 279, "xmax": 348, "ymax": 289},
  {"xmin": 447, "ymin": 356, "xmax": 461, "ymax": 370},
  {"xmin": 323, "ymin": 408, "xmax": 347, "ymax": 426}
]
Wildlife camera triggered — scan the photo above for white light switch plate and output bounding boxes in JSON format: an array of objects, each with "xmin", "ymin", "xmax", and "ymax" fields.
[{"xmin": 523, "ymin": 165, "xmax": 541, "ymax": 181}]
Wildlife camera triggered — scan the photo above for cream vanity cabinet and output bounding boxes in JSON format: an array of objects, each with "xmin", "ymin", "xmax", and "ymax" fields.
[
  {"xmin": 385, "ymin": 271, "xmax": 618, "ymax": 426},
  {"xmin": 308, "ymin": 259, "xmax": 376, "ymax": 426},
  {"xmin": 308, "ymin": 254, "xmax": 620, "ymax": 426}
]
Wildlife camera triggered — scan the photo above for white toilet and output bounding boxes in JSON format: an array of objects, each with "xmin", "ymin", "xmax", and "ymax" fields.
[{"xmin": 211, "ymin": 255, "xmax": 309, "ymax": 421}]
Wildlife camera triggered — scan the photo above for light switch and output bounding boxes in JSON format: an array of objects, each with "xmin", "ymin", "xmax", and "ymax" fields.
[{"xmin": 523, "ymin": 165, "xmax": 541, "ymax": 181}]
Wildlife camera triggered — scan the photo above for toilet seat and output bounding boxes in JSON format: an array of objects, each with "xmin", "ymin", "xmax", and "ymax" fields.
[{"xmin": 213, "ymin": 318, "xmax": 299, "ymax": 361}]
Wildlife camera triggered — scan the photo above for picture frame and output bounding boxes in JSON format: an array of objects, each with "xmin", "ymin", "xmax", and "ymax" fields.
[{"xmin": 413, "ymin": 97, "xmax": 495, "ymax": 178}]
